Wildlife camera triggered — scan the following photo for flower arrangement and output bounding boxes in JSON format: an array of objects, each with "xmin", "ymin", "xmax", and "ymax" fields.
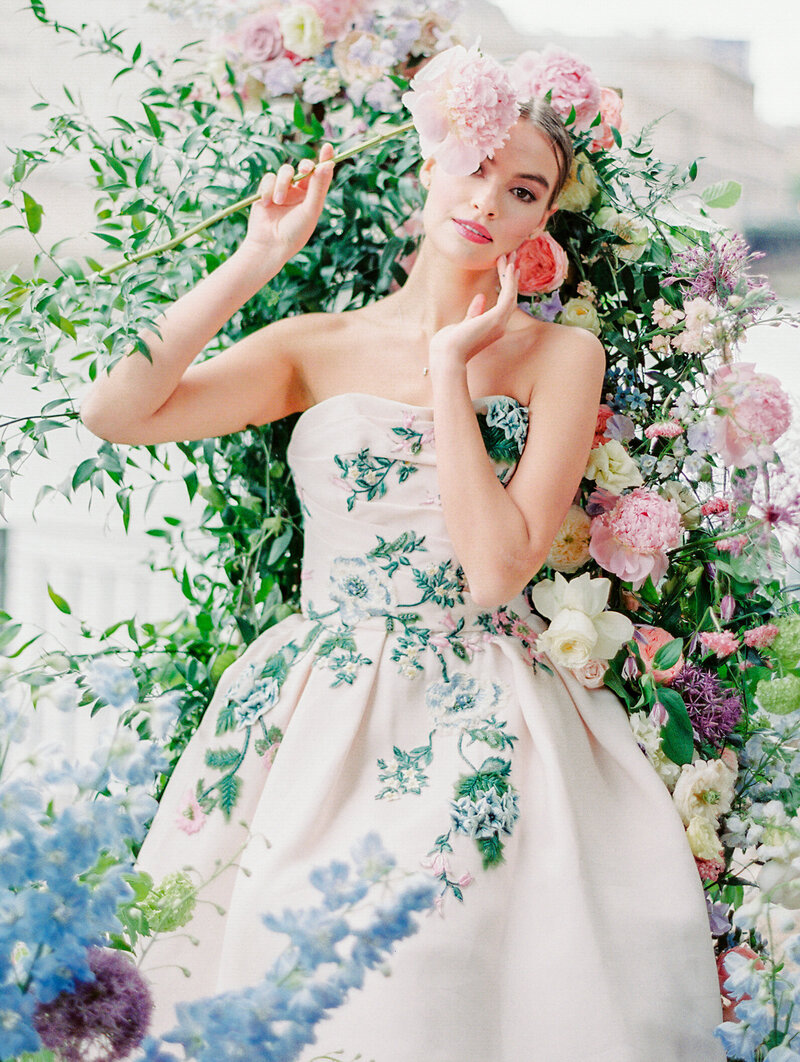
[{"xmin": 1, "ymin": 1, "xmax": 799, "ymax": 1059}]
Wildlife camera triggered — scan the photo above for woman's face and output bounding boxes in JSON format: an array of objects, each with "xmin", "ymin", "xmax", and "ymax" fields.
[{"xmin": 420, "ymin": 119, "xmax": 560, "ymax": 270}]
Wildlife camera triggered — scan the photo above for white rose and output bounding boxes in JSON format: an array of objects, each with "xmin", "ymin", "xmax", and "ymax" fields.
[
  {"xmin": 594, "ymin": 206, "xmax": 649, "ymax": 262},
  {"xmin": 673, "ymin": 758, "xmax": 736, "ymax": 827},
  {"xmin": 559, "ymin": 296, "xmax": 602, "ymax": 336},
  {"xmin": 278, "ymin": 3, "xmax": 325, "ymax": 58},
  {"xmin": 570, "ymin": 658, "xmax": 608, "ymax": 688},
  {"xmin": 585, "ymin": 439, "xmax": 644, "ymax": 494},
  {"xmin": 531, "ymin": 571, "xmax": 634, "ymax": 664}
]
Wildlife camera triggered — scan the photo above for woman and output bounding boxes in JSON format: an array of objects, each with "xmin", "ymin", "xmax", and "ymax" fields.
[{"xmin": 81, "ymin": 104, "xmax": 725, "ymax": 1060}]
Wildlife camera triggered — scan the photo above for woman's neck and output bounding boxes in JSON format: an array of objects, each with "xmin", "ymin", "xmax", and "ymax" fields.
[{"xmin": 383, "ymin": 238, "xmax": 501, "ymax": 336}]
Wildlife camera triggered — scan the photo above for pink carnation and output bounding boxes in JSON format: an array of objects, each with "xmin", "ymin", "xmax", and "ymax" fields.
[
  {"xmin": 516, "ymin": 232, "xmax": 569, "ymax": 294},
  {"xmin": 709, "ymin": 362, "xmax": 792, "ymax": 467},
  {"xmin": 743, "ymin": 623, "xmax": 779, "ymax": 649},
  {"xmin": 511, "ymin": 45, "xmax": 601, "ymax": 132},
  {"xmin": 644, "ymin": 421, "xmax": 683, "ymax": 439},
  {"xmin": 590, "ymin": 87, "xmax": 624, "ymax": 151},
  {"xmin": 701, "ymin": 497, "xmax": 729, "ymax": 516},
  {"xmin": 402, "ymin": 45, "xmax": 520, "ymax": 176},
  {"xmin": 239, "ymin": 11, "xmax": 284, "ymax": 63},
  {"xmin": 699, "ymin": 630, "xmax": 740, "ymax": 659},
  {"xmin": 589, "ymin": 488, "xmax": 683, "ymax": 589}
]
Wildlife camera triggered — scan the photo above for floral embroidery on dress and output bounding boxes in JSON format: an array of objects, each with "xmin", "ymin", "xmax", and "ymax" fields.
[
  {"xmin": 476, "ymin": 396, "xmax": 529, "ymax": 484},
  {"xmin": 390, "ymin": 411, "xmax": 435, "ymax": 455},
  {"xmin": 334, "ymin": 448, "xmax": 417, "ymax": 510}
]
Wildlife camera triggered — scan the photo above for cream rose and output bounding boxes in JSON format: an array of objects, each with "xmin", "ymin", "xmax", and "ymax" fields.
[
  {"xmin": 537, "ymin": 608, "xmax": 598, "ymax": 668},
  {"xmin": 559, "ymin": 296, "xmax": 602, "ymax": 336},
  {"xmin": 594, "ymin": 206, "xmax": 649, "ymax": 262},
  {"xmin": 686, "ymin": 815, "xmax": 724, "ymax": 861},
  {"xmin": 557, "ymin": 154, "xmax": 598, "ymax": 212},
  {"xmin": 673, "ymin": 758, "xmax": 736, "ymax": 827},
  {"xmin": 546, "ymin": 505, "xmax": 592, "ymax": 572},
  {"xmin": 571, "ymin": 658, "xmax": 608, "ymax": 689},
  {"xmin": 584, "ymin": 439, "xmax": 644, "ymax": 494},
  {"xmin": 278, "ymin": 3, "xmax": 325, "ymax": 57}
]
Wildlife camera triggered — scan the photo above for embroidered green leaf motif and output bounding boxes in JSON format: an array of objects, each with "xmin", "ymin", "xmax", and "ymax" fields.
[
  {"xmin": 476, "ymin": 416, "xmax": 523, "ymax": 465},
  {"xmin": 334, "ymin": 449, "xmax": 417, "ymax": 510},
  {"xmin": 477, "ymin": 834, "xmax": 504, "ymax": 869},
  {"xmin": 368, "ymin": 531, "xmax": 427, "ymax": 575},
  {"xmin": 218, "ymin": 773, "xmax": 242, "ymax": 819},
  {"xmin": 205, "ymin": 747, "xmax": 241, "ymax": 770},
  {"xmin": 215, "ymin": 700, "xmax": 236, "ymax": 735},
  {"xmin": 377, "ymin": 739, "xmax": 434, "ymax": 799}
]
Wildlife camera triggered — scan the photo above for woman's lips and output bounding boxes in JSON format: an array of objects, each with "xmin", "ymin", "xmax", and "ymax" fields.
[{"xmin": 452, "ymin": 218, "xmax": 493, "ymax": 243}]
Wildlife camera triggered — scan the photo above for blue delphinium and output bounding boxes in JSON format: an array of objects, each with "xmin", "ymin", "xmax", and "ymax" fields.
[
  {"xmin": 0, "ymin": 668, "xmax": 164, "ymax": 1060},
  {"xmin": 149, "ymin": 833, "xmax": 436, "ymax": 1062}
]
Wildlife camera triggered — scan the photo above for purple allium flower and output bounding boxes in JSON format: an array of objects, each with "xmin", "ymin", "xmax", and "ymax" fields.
[
  {"xmin": 663, "ymin": 233, "xmax": 775, "ymax": 309},
  {"xmin": 34, "ymin": 947, "xmax": 153, "ymax": 1062},
  {"xmin": 671, "ymin": 663, "xmax": 742, "ymax": 748}
]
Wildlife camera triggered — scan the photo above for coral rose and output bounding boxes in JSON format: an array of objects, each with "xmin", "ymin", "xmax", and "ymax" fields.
[
  {"xmin": 717, "ymin": 945, "xmax": 765, "ymax": 1023},
  {"xmin": 515, "ymin": 232, "xmax": 569, "ymax": 295},
  {"xmin": 635, "ymin": 625, "xmax": 684, "ymax": 684}
]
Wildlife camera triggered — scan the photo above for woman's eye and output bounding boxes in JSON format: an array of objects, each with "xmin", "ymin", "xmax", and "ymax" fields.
[{"xmin": 512, "ymin": 187, "xmax": 536, "ymax": 203}]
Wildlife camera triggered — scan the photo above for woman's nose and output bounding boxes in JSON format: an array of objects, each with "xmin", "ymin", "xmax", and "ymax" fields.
[{"xmin": 471, "ymin": 184, "xmax": 498, "ymax": 218}]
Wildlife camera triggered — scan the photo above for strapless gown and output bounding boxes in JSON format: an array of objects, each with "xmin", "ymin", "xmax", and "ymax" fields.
[{"xmin": 136, "ymin": 392, "xmax": 725, "ymax": 1061}]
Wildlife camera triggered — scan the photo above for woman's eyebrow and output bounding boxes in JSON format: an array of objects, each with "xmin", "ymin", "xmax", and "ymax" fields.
[{"xmin": 516, "ymin": 172, "xmax": 551, "ymax": 191}]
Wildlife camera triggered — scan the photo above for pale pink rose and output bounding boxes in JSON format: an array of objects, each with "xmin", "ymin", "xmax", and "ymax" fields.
[
  {"xmin": 743, "ymin": 623, "xmax": 779, "ymax": 649},
  {"xmin": 239, "ymin": 10, "xmax": 284, "ymax": 63},
  {"xmin": 590, "ymin": 87, "xmax": 624, "ymax": 151},
  {"xmin": 709, "ymin": 362, "xmax": 792, "ymax": 467},
  {"xmin": 571, "ymin": 658, "xmax": 607, "ymax": 688},
  {"xmin": 402, "ymin": 44, "xmax": 520, "ymax": 175},
  {"xmin": 176, "ymin": 788, "xmax": 207, "ymax": 835},
  {"xmin": 589, "ymin": 488, "xmax": 683, "ymax": 590},
  {"xmin": 515, "ymin": 232, "xmax": 569, "ymax": 294},
  {"xmin": 511, "ymin": 46, "xmax": 601, "ymax": 132},
  {"xmin": 308, "ymin": 0, "xmax": 361, "ymax": 41},
  {"xmin": 634, "ymin": 624, "xmax": 684, "ymax": 684},
  {"xmin": 699, "ymin": 630, "xmax": 740, "ymax": 659}
]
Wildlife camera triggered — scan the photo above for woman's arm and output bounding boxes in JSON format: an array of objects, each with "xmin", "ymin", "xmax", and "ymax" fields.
[
  {"xmin": 80, "ymin": 146, "xmax": 335, "ymax": 445},
  {"xmin": 430, "ymin": 260, "xmax": 605, "ymax": 610}
]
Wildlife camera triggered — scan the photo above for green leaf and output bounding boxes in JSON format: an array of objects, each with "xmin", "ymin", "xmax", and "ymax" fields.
[
  {"xmin": 218, "ymin": 773, "xmax": 241, "ymax": 818},
  {"xmin": 658, "ymin": 688, "xmax": 694, "ymax": 765},
  {"xmin": 700, "ymin": 180, "xmax": 742, "ymax": 209},
  {"xmin": 205, "ymin": 747, "xmax": 241, "ymax": 770},
  {"xmin": 47, "ymin": 584, "xmax": 71, "ymax": 614},
  {"xmin": 266, "ymin": 527, "xmax": 293, "ymax": 565},
  {"xmin": 22, "ymin": 191, "xmax": 44, "ymax": 233},
  {"xmin": 135, "ymin": 149, "xmax": 153, "ymax": 188},
  {"xmin": 652, "ymin": 638, "xmax": 683, "ymax": 671},
  {"xmin": 142, "ymin": 102, "xmax": 162, "ymax": 139}
]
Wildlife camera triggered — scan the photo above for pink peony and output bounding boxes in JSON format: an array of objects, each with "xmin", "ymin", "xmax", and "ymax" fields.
[
  {"xmin": 511, "ymin": 46, "xmax": 601, "ymax": 132},
  {"xmin": 516, "ymin": 232, "xmax": 569, "ymax": 294},
  {"xmin": 176, "ymin": 788, "xmax": 207, "ymax": 835},
  {"xmin": 239, "ymin": 10, "xmax": 284, "ymax": 64},
  {"xmin": 709, "ymin": 362, "xmax": 792, "ymax": 467},
  {"xmin": 589, "ymin": 488, "xmax": 683, "ymax": 589},
  {"xmin": 590, "ymin": 87, "xmax": 624, "ymax": 151},
  {"xmin": 635, "ymin": 624, "xmax": 685, "ymax": 685},
  {"xmin": 402, "ymin": 45, "xmax": 520, "ymax": 176},
  {"xmin": 308, "ymin": 0, "xmax": 361, "ymax": 40},
  {"xmin": 699, "ymin": 630, "xmax": 740, "ymax": 659},
  {"xmin": 743, "ymin": 623, "xmax": 779, "ymax": 649}
]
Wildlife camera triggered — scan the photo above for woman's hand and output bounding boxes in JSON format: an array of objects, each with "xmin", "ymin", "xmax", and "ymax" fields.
[
  {"xmin": 428, "ymin": 254, "xmax": 520, "ymax": 373},
  {"xmin": 244, "ymin": 142, "xmax": 335, "ymax": 261}
]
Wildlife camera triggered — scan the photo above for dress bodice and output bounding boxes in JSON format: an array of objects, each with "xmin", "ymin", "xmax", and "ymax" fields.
[{"xmin": 287, "ymin": 392, "xmax": 529, "ymax": 632}]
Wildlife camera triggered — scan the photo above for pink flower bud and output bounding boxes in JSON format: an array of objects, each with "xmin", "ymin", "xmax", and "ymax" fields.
[
  {"xmin": 649, "ymin": 701, "xmax": 669, "ymax": 726},
  {"xmin": 720, "ymin": 595, "xmax": 736, "ymax": 622},
  {"xmin": 622, "ymin": 654, "xmax": 640, "ymax": 681}
]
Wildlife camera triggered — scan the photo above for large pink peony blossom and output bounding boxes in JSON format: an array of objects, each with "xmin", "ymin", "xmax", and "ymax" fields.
[
  {"xmin": 590, "ymin": 86, "xmax": 624, "ymax": 151},
  {"xmin": 589, "ymin": 488, "xmax": 683, "ymax": 589},
  {"xmin": 516, "ymin": 232, "xmax": 569, "ymax": 294},
  {"xmin": 709, "ymin": 361, "xmax": 792, "ymax": 467},
  {"xmin": 402, "ymin": 45, "xmax": 520, "ymax": 176},
  {"xmin": 511, "ymin": 46, "xmax": 601, "ymax": 132}
]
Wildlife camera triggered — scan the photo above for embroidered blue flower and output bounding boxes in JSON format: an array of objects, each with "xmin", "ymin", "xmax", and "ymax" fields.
[
  {"xmin": 328, "ymin": 557, "xmax": 395, "ymax": 625},
  {"xmin": 225, "ymin": 664, "xmax": 281, "ymax": 731},
  {"xmin": 450, "ymin": 786, "xmax": 519, "ymax": 840},
  {"xmin": 425, "ymin": 673, "xmax": 504, "ymax": 729},
  {"xmin": 485, "ymin": 396, "xmax": 529, "ymax": 444}
]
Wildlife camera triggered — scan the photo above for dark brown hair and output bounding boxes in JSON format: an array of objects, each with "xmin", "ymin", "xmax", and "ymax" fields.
[{"xmin": 518, "ymin": 98, "xmax": 574, "ymax": 208}]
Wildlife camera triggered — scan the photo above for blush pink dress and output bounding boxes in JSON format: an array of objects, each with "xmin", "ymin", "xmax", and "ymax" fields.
[{"xmin": 137, "ymin": 392, "xmax": 725, "ymax": 1061}]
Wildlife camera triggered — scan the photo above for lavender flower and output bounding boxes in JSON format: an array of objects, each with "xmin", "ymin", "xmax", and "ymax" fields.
[
  {"xmin": 671, "ymin": 663, "xmax": 742, "ymax": 748},
  {"xmin": 664, "ymin": 232, "xmax": 774, "ymax": 309},
  {"xmin": 33, "ymin": 947, "xmax": 153, "ymax": 1062}
]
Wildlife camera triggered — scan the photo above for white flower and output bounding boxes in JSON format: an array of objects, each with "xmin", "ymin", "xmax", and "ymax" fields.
[
  {"xmin": 649, "ymin": 333, "xmax": 672, "ymax": 356},
  {"xmin": 227, "ymin": 664, "xmax": 281, "ymax": 730},
  {"xmin": 672, "ymin": 757, "xmax": 736, "ymax": 826},
  {"xmin": 651, "ymin": 298, "xmax": 685, "ymax": 329},
  {"xmin": 628, "ymin": 711, "xmax": 681, "ymax": 790},
  {"xmin": 278, "ymin": 3, "xmax": 325, "ymax": 57},
  {"xmin": 584, "ymin": 439, "xmax": 644, "ymax": 494},
  {"xmin": 425, "ymin": 673, "xmax": 504, "ymax": 729},
  {"xmin": 686, "ymin": 814, "xmax": 723, "ymax": 860},
  {"xmin": 329, "ymin": 556, "xmax": 396, "ymax": 625},
  {"xmin": 531, "ymin": 572, "xmax": 634, "ymax": 667},
  {"xmin": 594, "ymin": 206, "xmax": 649, "ymax": 261}
]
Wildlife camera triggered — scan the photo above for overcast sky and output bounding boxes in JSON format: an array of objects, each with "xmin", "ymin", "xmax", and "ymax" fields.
[{"xmin": 493, "ymin": 0, "xmax": 800, "ymax": 127}]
